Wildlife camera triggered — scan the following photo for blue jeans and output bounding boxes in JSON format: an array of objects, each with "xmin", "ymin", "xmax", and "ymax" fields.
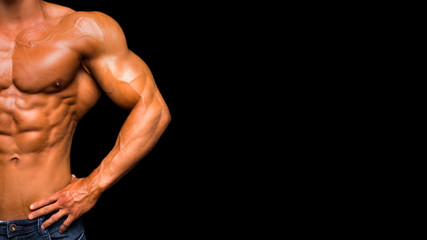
[{"xmin": 0, "ymin": 214, "xmax": 85, "ymax": 240}]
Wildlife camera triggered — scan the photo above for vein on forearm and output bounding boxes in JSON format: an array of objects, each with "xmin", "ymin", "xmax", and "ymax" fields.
[{"xmin": 92, "ymin": 94, "xmax": 166, "ymax": 191}]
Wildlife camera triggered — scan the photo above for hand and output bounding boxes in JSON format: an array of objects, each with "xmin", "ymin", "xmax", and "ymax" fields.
[{"xmin": 28, "ymin": 174, "xmax": 100, "ymax": 233}]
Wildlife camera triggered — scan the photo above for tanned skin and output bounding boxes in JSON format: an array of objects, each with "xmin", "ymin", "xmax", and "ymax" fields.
[{"xmin": 0, "ymin": 0, "xmax": 171, "ymax": 233}]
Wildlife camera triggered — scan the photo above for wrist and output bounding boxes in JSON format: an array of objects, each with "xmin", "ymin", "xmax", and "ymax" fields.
[{"xmin": 87, "ymin": 168, "xmax": 110, "ymax": 197}]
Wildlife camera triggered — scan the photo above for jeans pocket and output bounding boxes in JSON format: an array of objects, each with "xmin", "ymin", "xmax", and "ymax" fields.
[
  {"xmin": 48, "ymin": 231, "xmax": 85, "ymax": 240},
  {"xmin": 47, "ymin": 218, "xmax": 85, "ymax": 240}
]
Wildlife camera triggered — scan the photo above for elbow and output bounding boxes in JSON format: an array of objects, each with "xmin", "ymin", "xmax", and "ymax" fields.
[
  {"xmin": 163, "ymin": 105, "xmax": 172, "ymax": 127},
  {"xmin": 159, "ymin": 101, "xmax": 171, "ymax": 130}
]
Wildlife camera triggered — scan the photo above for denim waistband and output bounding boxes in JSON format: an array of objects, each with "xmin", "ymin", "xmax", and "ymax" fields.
[
  {"xmin": 0, "ymin": 213, "xmax": 85, "ymax": 240},
  {"xmin": 0, "ymin": 215, "xmax": 45, "ymax": 238}
]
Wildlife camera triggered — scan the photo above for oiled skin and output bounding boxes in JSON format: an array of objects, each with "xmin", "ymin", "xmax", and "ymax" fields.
[{"xmin": 0, "ymin": 0, "xmax": 170, "ymax": 229}]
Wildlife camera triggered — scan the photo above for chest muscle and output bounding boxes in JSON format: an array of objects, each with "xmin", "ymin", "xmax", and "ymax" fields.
[{"xmin": 0, "ymin": 25, "xmax": 81, "ymax": 93}]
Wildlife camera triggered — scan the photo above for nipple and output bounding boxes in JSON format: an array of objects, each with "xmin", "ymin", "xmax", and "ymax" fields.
[{"xmin": 53, "ymin": 79, "xmax": 63, "ymax": 89}]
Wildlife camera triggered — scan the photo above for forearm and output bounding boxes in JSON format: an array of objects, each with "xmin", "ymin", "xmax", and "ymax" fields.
[{"xmin": 87, "ymin": 96, "xmax": 170, "ymax": 195}]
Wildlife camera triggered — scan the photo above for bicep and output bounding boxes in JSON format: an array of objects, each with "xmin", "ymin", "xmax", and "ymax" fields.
[
  {"xmin": 81, "ymin": 13, "xmax": 159, "ymax": 109},
  {"xmin": 86, "ymin": 51, "xmax": 158, "ymax": 109}
]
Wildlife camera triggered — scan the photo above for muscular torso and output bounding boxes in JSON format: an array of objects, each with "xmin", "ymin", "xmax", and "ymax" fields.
[{"xmin": 0, "ymin": 8, "xmax": 101, "ymax": 220}]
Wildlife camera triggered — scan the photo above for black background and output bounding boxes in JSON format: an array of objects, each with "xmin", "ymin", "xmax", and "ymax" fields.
[{"xmin": 49, "ymin": 0, "xmax": 213, "ymax": 238}]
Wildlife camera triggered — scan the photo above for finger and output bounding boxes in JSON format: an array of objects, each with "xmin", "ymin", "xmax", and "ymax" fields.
[
  {"xmin": 29, "ymin": 203, "xmax": 59, "ymax": 220},
  {"xmin": 59, "ymin": 216, "xmax": 74, "ymax": 233},
  {"xmin": 30, "ymin": 194, "xmax": 57, "ymax": 211},
  {"xmin": 41, "ymin": 210, "xmax": 67, "ymax": 230},
  {"xmin": 71, "ymin": 174, "xmax": 78, "ymax": 183}
]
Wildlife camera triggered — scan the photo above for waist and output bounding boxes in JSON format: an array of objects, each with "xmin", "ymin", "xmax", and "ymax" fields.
[{"xmin": 0, "ymin": 155, "xmax": 71, "ymax": 221}]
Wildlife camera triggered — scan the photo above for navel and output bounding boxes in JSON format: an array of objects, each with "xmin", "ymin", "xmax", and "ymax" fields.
[{"xmin": 10, "ymin": 157, "xmax": 19, "ymax": 162}]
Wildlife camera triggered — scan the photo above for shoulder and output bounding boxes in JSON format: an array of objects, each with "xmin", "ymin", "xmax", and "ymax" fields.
[
  {"xmin": 65, "ymin": 11, "xmax": 122, "ymax": 32},
  {"xmin": 60, "ymin": 11, "xmax": 125, "ymax": 44},
  {"xmin": 59, "ymin": 12, "xmax": 128, "ymax": 58},
  {"xmin": 43, "ymin": 1, "xmax": 121, "ymax": 28}
]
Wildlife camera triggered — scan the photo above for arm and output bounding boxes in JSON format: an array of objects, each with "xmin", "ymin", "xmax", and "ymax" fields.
[
  {"xmin": 81, "ymin": 12, "xmax": 171, "ymax": 194},
  {"xmin": 29, "ymin": 12, "xmax": 171, "ymax": 233}
]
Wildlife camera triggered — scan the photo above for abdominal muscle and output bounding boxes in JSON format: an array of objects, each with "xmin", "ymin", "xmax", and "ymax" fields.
[
  {"xmin": 0, "ymin": 151, "xmax": 72, "ymax": 221},
  {"xmin": 0, "ymin": 89, "xmax": 78, "ymax": 221}
]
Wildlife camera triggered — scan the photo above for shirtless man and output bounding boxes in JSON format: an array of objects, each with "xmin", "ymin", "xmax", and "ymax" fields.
[{"xmin": 0, "ymin": 0, "xmax": 171, "ymax": 239}]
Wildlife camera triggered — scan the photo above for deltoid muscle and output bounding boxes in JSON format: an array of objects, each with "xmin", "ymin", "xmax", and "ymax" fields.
[{"xmin": 65, "ymin": 17, "xmax": 104, "ymax": 41}]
